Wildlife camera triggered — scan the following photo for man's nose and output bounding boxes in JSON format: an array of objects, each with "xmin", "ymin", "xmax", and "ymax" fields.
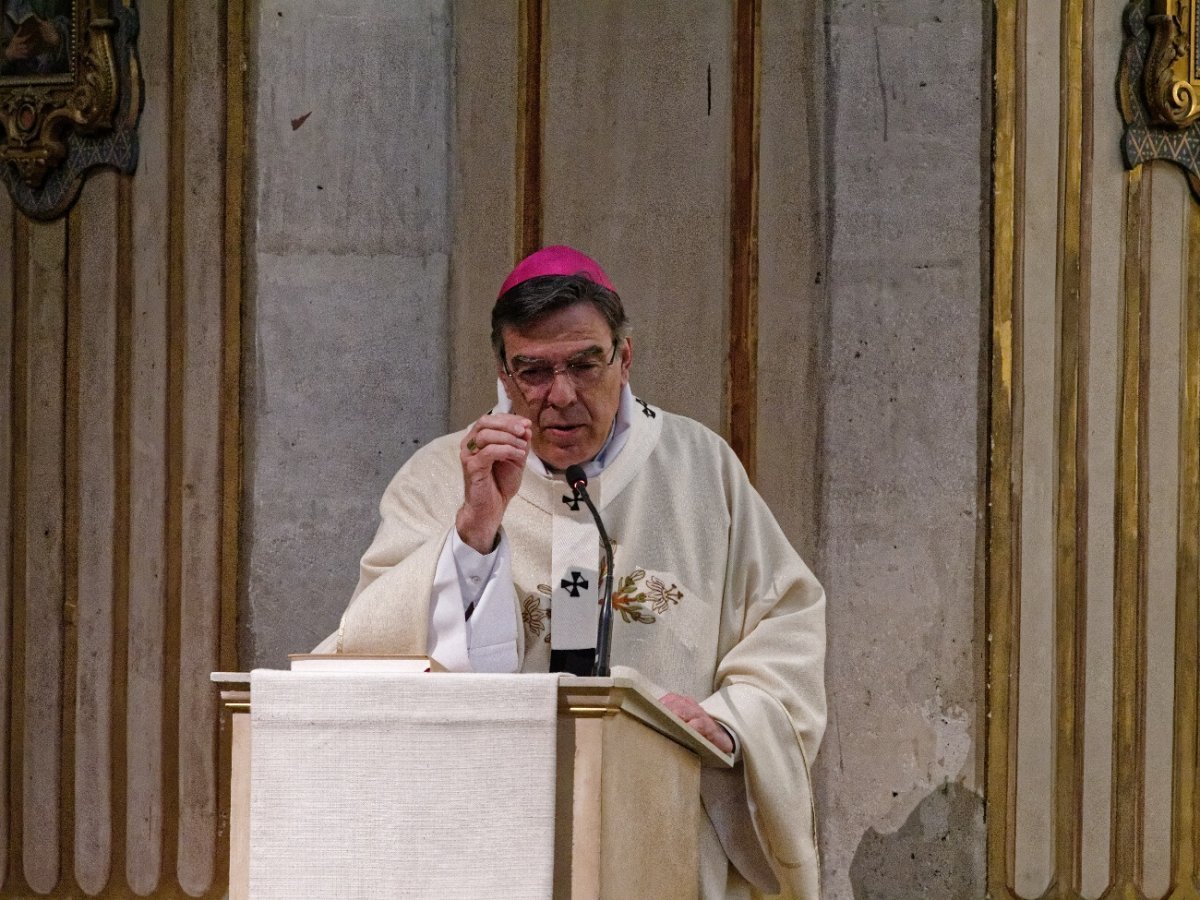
[{"xmin": 544, "ymin": 369, "xmax": 578, "ymax": 407}]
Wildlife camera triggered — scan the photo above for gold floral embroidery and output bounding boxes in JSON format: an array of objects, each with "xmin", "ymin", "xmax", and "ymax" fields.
[
  {"xmin": 645, "ymin": 575, "xmax": 683, "ymax": 614},
  {"xmin": 522, "ymin": 584, "xmax": 553, "ymax": 643},
  {"xmin": 521, "ymin": 594, "xmax": 546, "ymax": 638},
  {"xmin": 610, "ymin": 568, "xmax": 683, "ymax": 624},
  {"xmin": 613, "ymin": 569, "xmax": 655, "ymax": 623}
]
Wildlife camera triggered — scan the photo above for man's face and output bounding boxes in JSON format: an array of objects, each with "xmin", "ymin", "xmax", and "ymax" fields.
[{"xmin": 499, "ymin": 301, "xmax": 632, "ymax": 471}]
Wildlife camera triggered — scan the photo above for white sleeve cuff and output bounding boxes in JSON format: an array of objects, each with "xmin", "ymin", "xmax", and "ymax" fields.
[
  {"xmin": 450, "ymin": 527, "xmax": 502, "ymax": 613},
  {"xmin": 463, "ymin": 532, "xmax": 520, "ymax": 672},
  {"xmin": 427, "ymin": 531, "xmax": 472, "ymax": 672},
  {"xmin": 426, "ymin": 526, "xmax": 520, "ymax": 673}
]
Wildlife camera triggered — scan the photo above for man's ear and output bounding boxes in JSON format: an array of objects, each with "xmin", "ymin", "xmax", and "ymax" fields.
[{"xmin": 619, "ymin": 336, "xmax": 633, "ymax": 382}]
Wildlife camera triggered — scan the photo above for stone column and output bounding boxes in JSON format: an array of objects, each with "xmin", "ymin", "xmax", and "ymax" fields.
[{"xmin": 241, "ymin": 0, "xmax": 453, "ymax": 665}]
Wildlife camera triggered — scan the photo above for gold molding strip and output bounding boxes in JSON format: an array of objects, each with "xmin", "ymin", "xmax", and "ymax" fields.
[
  {"xmin": 0, "ymin": 184, "xmax": 13, "ymax": 893},
  {"xmin": 1052, "ymin": 0, "xmax": 1091, "ymax": 890},
  {"xmin": 727, "ymin": 0, "xmax": 761, "ymax": 482},
  {"xmin": 514, "ymin": 0, "xmax": 546, "ymax": 262},
  {"xmin": 1171, "ymin": 195, "xmax": 1200, "ymax": 895},
  {"xmin": 214, "ymin": 0, "xmax": 246, "ymax": 893},
  {"xmin": 111, "ymin": 173, "xmax": 132, "ymax": 896},
  {"xmin": 987, "ymin": 0, "xmax": 1022, "ymax": 894},
  {"xmin": 1110, "ymin": 164, "xmax": 1151, "ymax": 897},
  {"xmin": 220, "ymin": 0, "xmax": 244, "ymax": 690},
  {"xmin": 162, "ymin": 0, "xmax": 186, "ymax": 888},
  {"xmin": 7, "ymin": 215, "xmax": 28, "ymax": 892},
  {"xmin": 61, "ymin": 200, "xmax": 82, "ymax": 895}
]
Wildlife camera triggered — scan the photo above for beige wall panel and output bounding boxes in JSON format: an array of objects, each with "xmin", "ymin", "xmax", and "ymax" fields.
[
  {"xmin": 756, "ymin": 0, "xmax": 824, "ymax": 557},
  {"xmin": 126, "ymin": 0, "xmax": 171, "ymax": 889},
  {"xmin": 1184, "ymin": 197, "xmax": 1200, "ymax": 900},
  {"xmin": 1141, "ymin": 162, "xmax": 1185, "ymax": 899},
  {"xmin": 0, "ymin": 6, "xmax": 235, "ymax": 899},
  {"xmin": 177, "ymin": 1, "xmax": 225, "ymax": 893},
  {"xmin": 22, "ymin": 220, "xmax": 66, "ymax": 893},
  {"xmin": 1013, "ymin": 2, "xmax": 1061, "ymax": 894},
  {"xmin": 542, "ymin": 0, "xmax": 731, "ymax": 434},
  {"xmin": 73, "ymin": 173, "xmax": 119, "ymax": 895},
  {"xmin": 1012, "ymin": 0, "xmax": 1060, "ymax": 897},
  {"xmin": 449, "ymin": 0, "xmax": 519, "ymax": 427},
  {"xmin": 0, "ymin": 192, "xmax": 12, "ymax": 889},
  {"xmin": 1079, "ymin": 5, "xmax": 1125, "ymax": 896}
]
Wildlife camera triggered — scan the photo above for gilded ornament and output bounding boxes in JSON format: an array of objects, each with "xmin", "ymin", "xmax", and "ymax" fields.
[
  {"xmin": 1144, "ymin": 0, "xmax": 1200, "ymax": 126},
  {"xmin": 1121, "ymin": 0, "xmax": 1200, "ymax": 200},
  {"xmin": 0, "ymin": 0, "xmax": 140, "ymax": 219}
]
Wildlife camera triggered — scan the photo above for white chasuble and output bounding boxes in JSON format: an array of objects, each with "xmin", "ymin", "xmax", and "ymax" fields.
[{"xmin": 329, "ymin": 396, "xmax": 827, "ymax": 900}]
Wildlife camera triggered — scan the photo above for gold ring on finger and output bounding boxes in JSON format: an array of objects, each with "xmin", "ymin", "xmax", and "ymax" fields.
[{"xmin": 467, "ymin": 439, "xmax": 479, "ymax": 453}]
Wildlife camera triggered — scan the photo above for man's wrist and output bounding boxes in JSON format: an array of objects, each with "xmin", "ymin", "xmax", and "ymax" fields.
[{"xmin": 455, "ymin": 507, "xmax": 500, "ymax": 555}]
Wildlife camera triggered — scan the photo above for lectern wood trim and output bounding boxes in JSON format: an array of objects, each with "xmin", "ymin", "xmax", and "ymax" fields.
[
  {"xmin": 559, "ymin": 670, "xmax": 735, "ymax": 769},
  {"xmin": 556, "ymin": 693, "xmax": 702, "ymax": 900}
]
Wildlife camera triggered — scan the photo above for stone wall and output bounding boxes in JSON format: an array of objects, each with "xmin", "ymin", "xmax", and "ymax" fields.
[
  {"xmin": 241, "ymin": 0, "xmax": 453, "ymax": 665},
  {"xmin": 817, "ymin": 3, "xmax": 988, "ymax": 897}
]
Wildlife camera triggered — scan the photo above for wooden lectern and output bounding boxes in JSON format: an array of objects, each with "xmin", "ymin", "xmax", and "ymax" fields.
[{"xmin": 212, "ymin": 668, "xmax": 732, "ymax": 899}]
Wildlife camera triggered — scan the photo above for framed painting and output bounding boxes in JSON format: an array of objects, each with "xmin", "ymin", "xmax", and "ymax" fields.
[
  {"xmin": 1, "ymin": 0, "xmax": 75, "ymax": 82},
  {"xmin": 0, "ymin": 0, "xmax": 140, "ymax": 219}
]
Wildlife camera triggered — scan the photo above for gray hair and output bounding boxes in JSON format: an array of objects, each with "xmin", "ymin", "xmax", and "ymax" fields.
[{"xmin": 491, "ymin": 274, "xmax": 629, "ymax": 362}]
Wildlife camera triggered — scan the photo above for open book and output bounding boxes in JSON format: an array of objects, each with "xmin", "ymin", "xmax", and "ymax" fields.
[{"xmin": 288, "ymin": 654, "xmax": 433, "ymax": 673}]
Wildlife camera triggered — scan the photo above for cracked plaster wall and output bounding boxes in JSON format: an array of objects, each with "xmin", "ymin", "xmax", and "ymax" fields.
[
  {"xmin": 240, "ymin": 0, "xmax": 453, "ymax": 667},
  {"xmin": 817, "ymin": 2, "xmax": 988, "ymax": 898}
]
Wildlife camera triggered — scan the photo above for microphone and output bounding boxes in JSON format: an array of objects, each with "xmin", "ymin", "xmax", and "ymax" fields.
[{"xmin": 565, "ymin": 464, "xmax": 615, "ymax": 677}]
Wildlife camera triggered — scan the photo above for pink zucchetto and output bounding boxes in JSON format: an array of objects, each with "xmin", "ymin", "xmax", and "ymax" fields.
[{"xmin": 497, "ymin": 245, "xmax": 616, "ymax": 299}]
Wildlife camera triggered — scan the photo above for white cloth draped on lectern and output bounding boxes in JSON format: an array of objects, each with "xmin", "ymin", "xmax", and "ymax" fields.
[{"xmin": 249, "ymin": 670, "xmax": 560, "ymax": 899}]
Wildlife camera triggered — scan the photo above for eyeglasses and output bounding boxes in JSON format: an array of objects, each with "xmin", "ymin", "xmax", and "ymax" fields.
[{"xmin": 503, "ymin": 343, "xmax": 619, "ymax": 399}]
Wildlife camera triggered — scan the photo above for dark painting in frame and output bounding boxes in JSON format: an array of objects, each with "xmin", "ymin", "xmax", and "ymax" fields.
[
  {"xmin": 1, "ymin": 0, "xmax": 75, "ymax": 81},
  {"xmin": 0, "ymin": 0, "xmax": 141, "ymax": 220}
]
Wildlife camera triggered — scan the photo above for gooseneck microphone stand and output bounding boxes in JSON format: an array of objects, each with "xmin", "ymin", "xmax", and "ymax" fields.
[{"xmin": 565, "ymin": 465, "xmax": 615, "ymax": 677}]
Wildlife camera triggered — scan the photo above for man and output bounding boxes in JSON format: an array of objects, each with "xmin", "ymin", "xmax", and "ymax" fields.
[{"xmin": 321, "ymin": 246, "xmax": 826, "ymax": 898}]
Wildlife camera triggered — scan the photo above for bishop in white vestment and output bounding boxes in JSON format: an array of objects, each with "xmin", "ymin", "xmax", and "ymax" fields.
[{"xmin": 318, "ymin": 246, "xmax": 827, "ymax": 899}]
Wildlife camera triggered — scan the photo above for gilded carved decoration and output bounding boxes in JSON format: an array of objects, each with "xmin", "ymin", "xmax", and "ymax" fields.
[
  {"xmin": 0, "ymin": 0, "xmax": 140, "ymax": 219},
  {"xmin": 1144, "ymin": 0, "xmax": 1200, "ymax": 126},
  {"xmin": 1122, "ymin": 0, "xmax": 1200, "ymax": 200}
]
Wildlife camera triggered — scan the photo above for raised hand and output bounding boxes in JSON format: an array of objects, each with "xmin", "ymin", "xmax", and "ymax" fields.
[{"xmin": 455, "ymin": 413, "xmax": 533, "ymax": 554}]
